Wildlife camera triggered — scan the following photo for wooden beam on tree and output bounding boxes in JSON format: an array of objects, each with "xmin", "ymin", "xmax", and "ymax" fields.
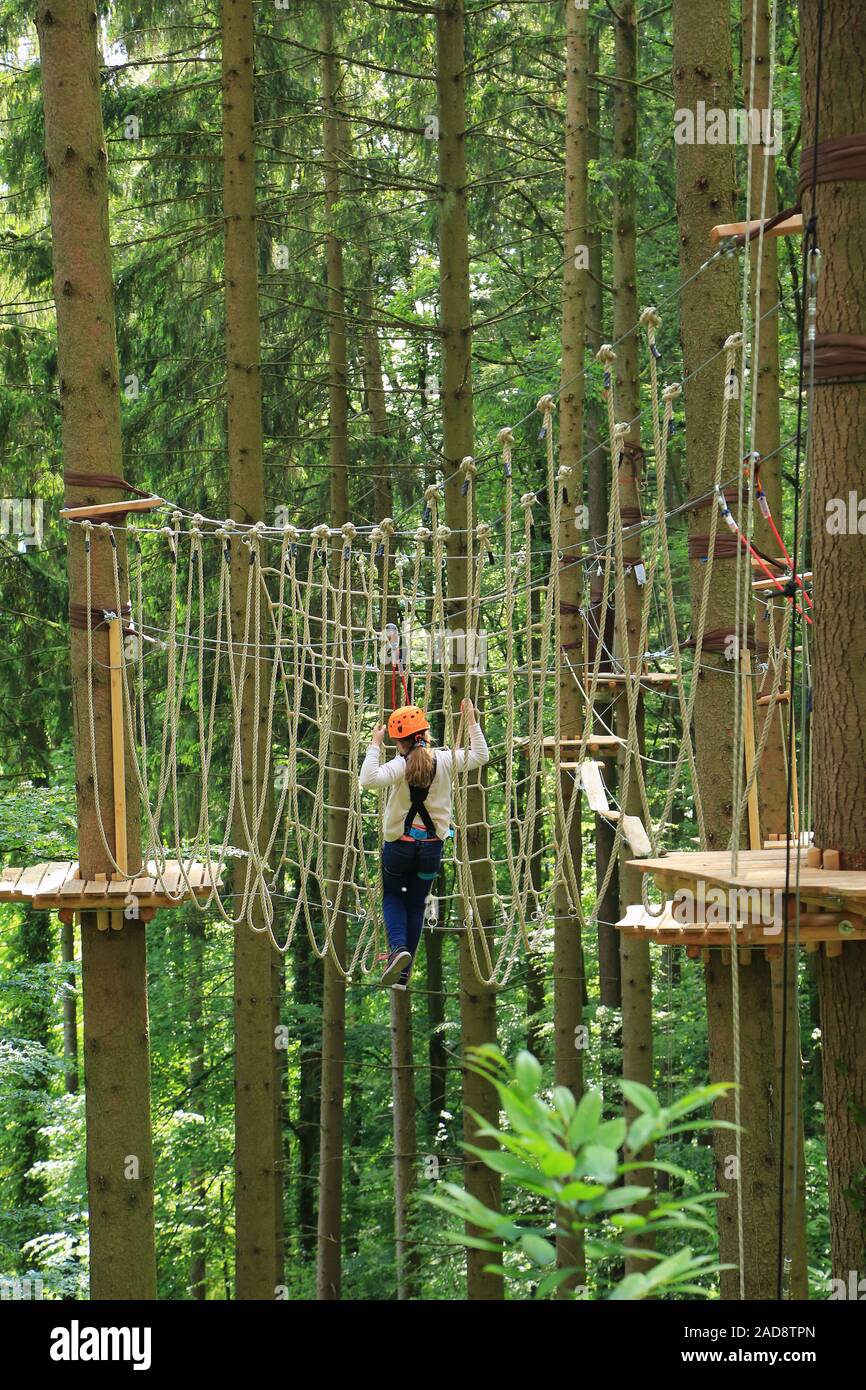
[{"xmin": 710, "ymin": 213, "xmax": 803, "ymax": 244}]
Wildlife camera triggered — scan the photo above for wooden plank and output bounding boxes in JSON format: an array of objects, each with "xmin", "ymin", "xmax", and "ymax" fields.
[
  {"xmin": 159, "ymin": 863, "xmax": 183, "ymax": 896},
  {"xmin": 14, "ymin": 863, "xmax": 51, "ymax": 898},
  {"xmin": 0, "ymin": 866, "xmax": 25, "ymax": 897},
  {"xmin": 107, "ymin": 878, "xmax": 134, "ymax": 897},
  {"xmin": 31, "ymin": 861, "xmax": 74, "ymax": 900},
  {"xmin": 622, "ymin": 815, "xmax": 652, "ymax": 857},
  {"xmin": 59, "ymin": 495, "xmax": 164, "ymax": 521},
  {"xmin": 580, "ymin": 761, "xmax": 610, "ymax": 815},
  {"xmin": 710, "ymin": 213, "xmax": 803, "ymax": 245},
  {"xmin": 741, "ymin": 649, "xmax": 762, "ymax": 851},
  {"xmin": 753, "ymin": 571, "xmax": 811, "ymax": 593}
]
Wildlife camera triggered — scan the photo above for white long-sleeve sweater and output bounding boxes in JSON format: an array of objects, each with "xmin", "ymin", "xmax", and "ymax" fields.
[{"xmin": 359, "ymin": 723, "xmax": 490, "ymax": 842}]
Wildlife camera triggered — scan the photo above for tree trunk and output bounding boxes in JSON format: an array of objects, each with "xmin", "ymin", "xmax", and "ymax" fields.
[
  {"xmin": 610, "ymin": 0, "xmax": 654, "ymax": 1274},
  {"xmin": 36, "ymin": 0, "xmax": 156, "ymax": 1300},
  {"xmin": 317, "ymin": 0, "xmax": 351, "ymax": 1300},
  {"xmin": 296, "ymin": 937, "xmax": 322, "ymax": 1259},
  {"xmin": 222, "ymin": 0, "xmax": 282, "ymax": 1299},
  {"xmin": 706, "ymin": 948, "xmax": 779, "ymax": 1298},
  {"xmin": 586, "ymin": 36, "xmax": 622, "ymax": 1014},
  {"xmin": 390, "ymin": 990, "xmax": 420, "ymax": 1298},
  {"xmin": 672, "ymin": 0, "xmax": 778, "ymax": 1299},
  {"xmin": 9, "ymin": 909, "xmax": 50, "ymax": 1258},
  {"xmin": 436, "ymin": 0, "xmax": 502, "ymax": 1301},
  {"xmin": 801, "ymin": 0, "xmax": 866, "ymax": 1281},
  {"xmin": 189, "ymin": 917, "xmax": 207, "ymax": 1299},
  {"xmin": 425, "ymin": 927, "xmax": 448, "ymax": 1136},
  {"xmin": 742, "ymin": 0, "xmax": 808, "ymax": 1301},
  {"xmin": 553, "ymin": 0, "xmax": 590, "ymax": 1290}
]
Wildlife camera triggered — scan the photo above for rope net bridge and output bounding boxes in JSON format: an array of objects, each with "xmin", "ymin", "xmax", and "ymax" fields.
[{"xmin": 0, "ymin": 314, "xmax": 806, "ymax": 984}]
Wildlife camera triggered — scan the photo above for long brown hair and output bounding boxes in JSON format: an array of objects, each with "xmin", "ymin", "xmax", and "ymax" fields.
[{"xmin": 397, "ymin": 734, "xmax": 435, "ymax": 788}]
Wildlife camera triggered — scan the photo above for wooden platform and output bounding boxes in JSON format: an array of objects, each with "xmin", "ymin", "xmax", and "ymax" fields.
[
  {"xmin": 0, "ymin": 860, "xmax": 221, "ymax": 924},
  {"xmin": 574, "ymin": 669, "xmax": 678, "ymax": 693},
  {"xmin": 616, "ymin": 901, "xmax": 866, "ymax": 958},
  {"xmin": 516, "ymin": 735, "xmax": 624, "ymax": 758},
  {"xmin": 620, "ymin": 848, "xmax": 866, "ymax": 956}
]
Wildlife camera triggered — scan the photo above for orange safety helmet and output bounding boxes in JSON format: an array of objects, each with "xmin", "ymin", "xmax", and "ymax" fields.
[{"xmin": 388, "ymin": 705, "xmax": 430, "ymax": 741}]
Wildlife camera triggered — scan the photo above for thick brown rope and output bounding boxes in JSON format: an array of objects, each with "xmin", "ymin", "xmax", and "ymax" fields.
[{"xmin": 63, "ymin": 472, "xmax": 151, "ymax": 498}]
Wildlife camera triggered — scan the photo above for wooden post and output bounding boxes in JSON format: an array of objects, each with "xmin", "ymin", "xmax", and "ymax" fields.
[
  {"xmin": 108, "ymin": 616, "xmax": 128, "ymax": 878},
  {"xmin": 741, "ymin": 649, "xmax": 762, "ymax": 851}
]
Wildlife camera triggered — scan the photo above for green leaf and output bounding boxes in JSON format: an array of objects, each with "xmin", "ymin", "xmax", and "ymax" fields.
[
  {"xmin": 567, "ymin": 1088, "xmax": 603, "ymax": 1148},
  {"xmin": 598, "ymin": 1185, "xmax": 652, "ymax": 1212},
  {"xmin": 552, "ymin": 1085, "xmax": 577, "ymax": 1122},
  {"xmin": 620, "ymin": 1079, "xmax": 662, "ymax": 1116},
  {"xmin": 594, "ymin": 1117, "xmax": 627, "ymax": 1150},
  {"xmin": 581, "ymin": 1144, "xmax": 619, "ymax": 1185},
  {"xmin": 626, "ymin": 1112, "xmax": 659, "ymax": 1154},
  {"xmin": 519, "ymin": 1232, "xmax": 557, "ymax": 1266},
  {"xmin": 538, "ymin": 1146, "xmax": 579, "ymax": 1178},
  {"xmin": 514, "ymin": 1050, "xmax": 543, "ymax": 1097}
]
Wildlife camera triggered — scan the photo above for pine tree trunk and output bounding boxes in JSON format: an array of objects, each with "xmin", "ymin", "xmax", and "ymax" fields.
[
  {"xmin": 390, "ymin": 990, "xmax": 419, "ymax": 1298},
  {"xmin": 610, "ymin": 0, "xmax": 654, "ymax": 1274},
  {"xmin": 36, "ymin": 0, "xmax": 156, "ymax": 1300},
  {"xmin": 586, "ymin": 39, "xmax": 622, "ymax": 1012},
  {"xmin": 363, "ymin": 257, "xmax": 393, "ymax": 521},
  {"xmin": 672, "ymin": 0, "xmax": 778, "ymax": 1299},
  {"xmin": 296, "ymin": 938, "xmax": 322, "ymax": 1259},
  {"xmin": 222, "ymin": 0, "xmax": 282, "ymax": 1299},
  {"xmin": 436, "ymin": 0, "xmax": 502, "ymax": 1301},
  {"xmin": 743, "ymin": 1, "xmax": 808, "ymax": 1300},
  {"xmin": 368, "ymin": 305, "xmax": 420, "ymax": 1292},
  {"xmin": 10, "ymin": 910, "xmax": 50, "ymax": 1250},
  {"xmin": 553, "ymin": 0, "xmax": 590, "ymax": 1289},
  {"xmin": 188, "ymin": 917, "xmax": 207, "ymax": 1299},
  {"xmin": 317, "ymin": 0, "xmax": 351, "ymax": 1299},
  {"xmin": 801, "ymin": 0, "xmax": 866, "ymax": 1280},
  {"xmin": 425, "ymin": 927, "xmax": 448, "ymax": 1135}
]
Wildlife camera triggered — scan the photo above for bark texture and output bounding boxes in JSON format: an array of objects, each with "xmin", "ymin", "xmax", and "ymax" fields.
[
  {"xmin": 437, "ymin": 0, "xmax": 502, "ymax": 1300},
  {"xmin": 801, "ymin": 0, "xmax": 866, "ymax": 1280},
  {"xmin": 317, "ymin": 0, "xmax": 351, "ymax": 1301},
  {"xmin": 222, "ymin": 0, "xmax": 282, "ymax": 1299},
  {"xmin": 672, "ymin": 0, "xmax": 778, "ymax": 1298},
  {"xmin": 554, "ymin": 0, "xmax": 589, "ymax": 1287},
  {"xmin": 37, "ymin": 0, "xmax": 155, "ymax": 1300}
]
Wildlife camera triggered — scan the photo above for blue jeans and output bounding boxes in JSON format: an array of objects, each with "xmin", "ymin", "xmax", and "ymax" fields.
[{"xmin": 381, "ymin": 837, "xmax": 444, "ymax": 958}]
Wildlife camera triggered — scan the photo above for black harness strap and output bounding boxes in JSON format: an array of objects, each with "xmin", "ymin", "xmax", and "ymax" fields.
[{"xmin": 403, "ymin": 754, "xmax": 438, "ymax": 838}]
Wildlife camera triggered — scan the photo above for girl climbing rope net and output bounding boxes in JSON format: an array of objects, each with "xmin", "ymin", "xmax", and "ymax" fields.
[{"xmin": 360, "ymin": 699, "xmax": 489, "ymax": 987}]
